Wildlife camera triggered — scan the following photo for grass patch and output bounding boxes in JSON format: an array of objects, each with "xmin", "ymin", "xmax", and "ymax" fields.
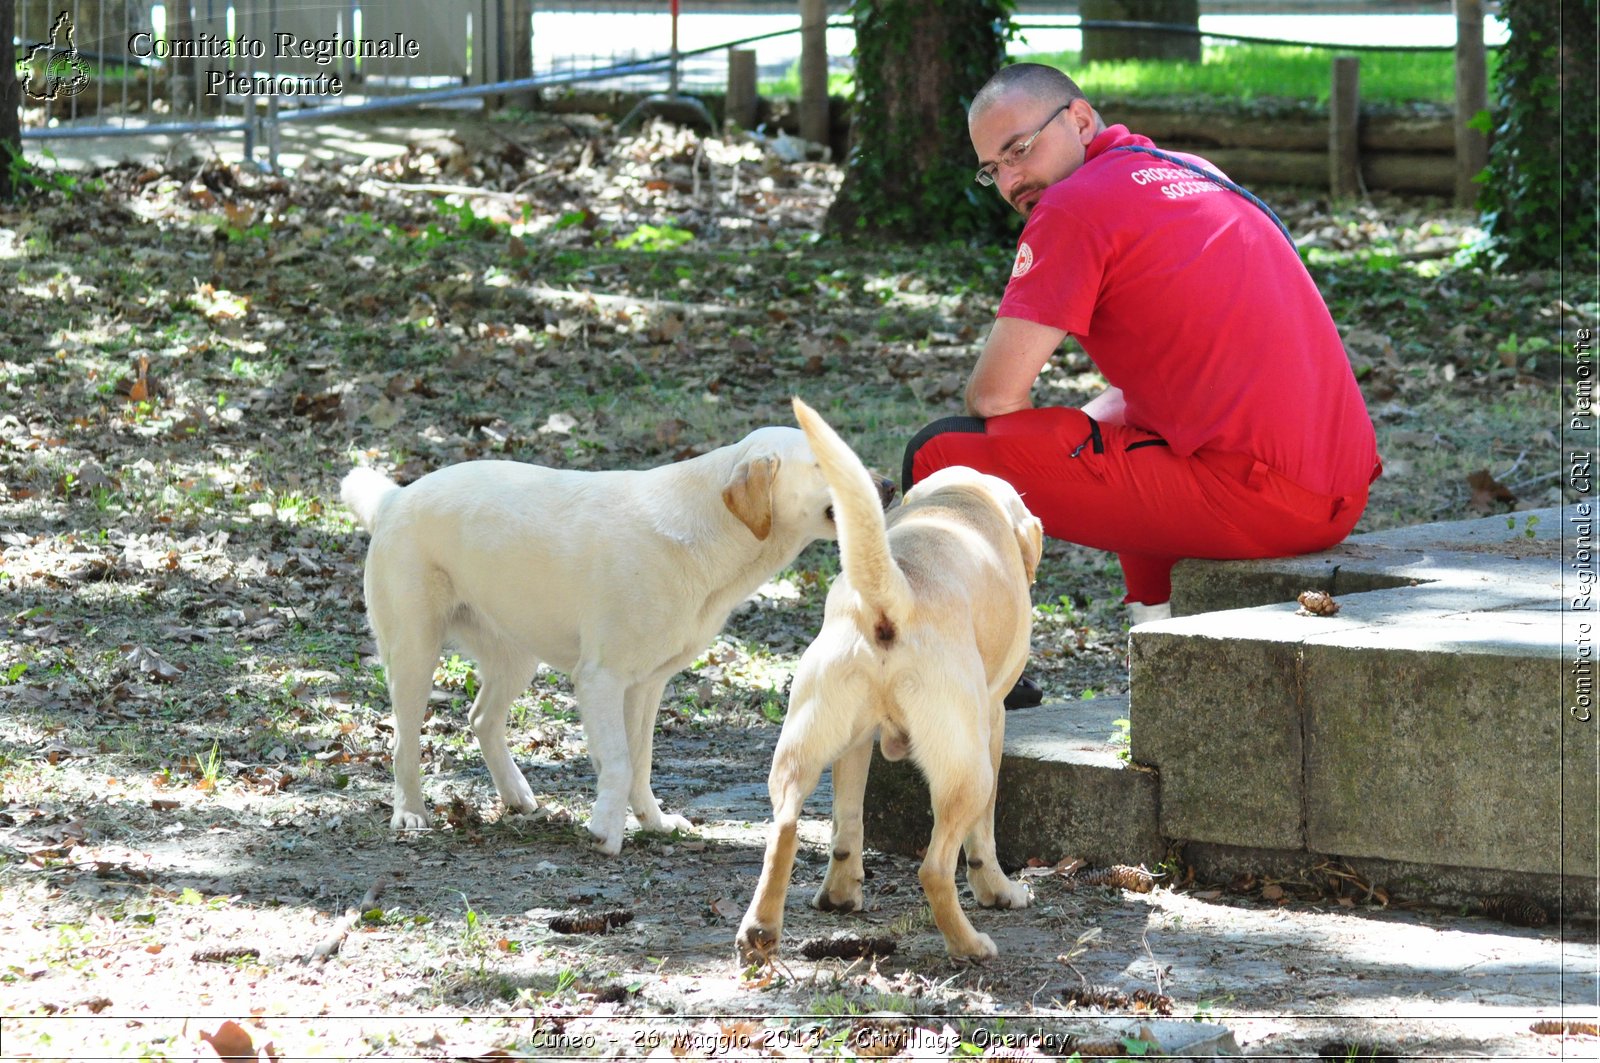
[
  {"xmin": 1028, "ymin": 44, "xmax": 1492, "ymax": 107},
  {"xmin": 766, "ymin": 43, "xmax": 1494, "ymax": 109}
]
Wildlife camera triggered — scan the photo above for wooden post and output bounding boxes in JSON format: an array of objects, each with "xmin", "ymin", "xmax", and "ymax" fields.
[
  {"xmin": 726, "ymin": 48, "xmax": 758, "ymax": 132},
  {"xmin": 1329, "ymin": 55, "xmax": 1361, "ymax": 198},
  {"xmin": 1453, "ymin": 0, "xmax": 1490, "ymax": 207},
  {"xmin": 492, "ymin": 0, "xmax": 534, "ymax": 111},
  {"xmin": 474, "ymin": 0, "xmax": 498, "ymax": 87},
  {"xmin": 799, "ymin": 0, "xmax": 828, "ymax": 145}
]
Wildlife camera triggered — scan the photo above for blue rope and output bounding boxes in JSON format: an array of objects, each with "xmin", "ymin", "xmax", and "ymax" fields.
[{"xmin": 1111, "ymin": 144, "xmax": 1296, "ymax": 249}]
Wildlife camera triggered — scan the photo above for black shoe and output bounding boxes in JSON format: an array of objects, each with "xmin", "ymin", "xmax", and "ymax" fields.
[{"xmin": 1003, "ymin": 675, "xmax": 1044, "ymax": 710}]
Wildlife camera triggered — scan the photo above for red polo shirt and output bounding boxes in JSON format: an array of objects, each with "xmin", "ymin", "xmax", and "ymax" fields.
[{"xmin": 997, "ymin": 124, "xmax": 1376, "ymax": 498}]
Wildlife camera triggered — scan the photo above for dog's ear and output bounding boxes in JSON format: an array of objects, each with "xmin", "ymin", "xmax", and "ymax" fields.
[
  {"xmin": 1017, "ymin": 515, "xmax": 1044, "ymax": 583},
  {"xmin": 723, "ymin": 455, "xmax": 778, "ymax": 541}
]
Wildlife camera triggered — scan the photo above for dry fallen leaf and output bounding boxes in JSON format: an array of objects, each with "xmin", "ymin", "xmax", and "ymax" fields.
[
  {"xmin": 1466, "ymin": 467, "xmax": 1517, "ymax": 514},
  {"xmin": 120, "ymin": 645, "xmax": 185, "ymax": 683},
  {"xmin": 122, "ymin": 355, "xmax": 151, "ymax": 403},
  {"xmin": 198, "ymin": 1020, "xmax": 256, "ymax": 1063}
]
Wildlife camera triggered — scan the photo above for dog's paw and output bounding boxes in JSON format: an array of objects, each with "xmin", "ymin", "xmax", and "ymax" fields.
[
  {"xmin": 811, "ymin": 882, "xmax": 864, "ymax": 914},
  {"xmin": 735, "ymin": 920, "xmax": 781, "ymax": 965},
  {"xmin": 974, "ymin": 875, "xmax": 1032, "ymax": 911},
  {"xmin": 587, "ymin": 795, "xmax": 629, "ymax": 855},
  {"xmin": 945, "ymin": 931, "xmax": 999, "ymax": 961},
  {"xmin": 501, "ymin": 793, "xmax": 542, "ymax": 817},
  {"xmin": 639, "ymin": 810, "xmax": 694, "ymax": 838},
  {"xmin": 586, "ymin": 821, "xmax": 625, "ymax": 856},
  {"xmin": 498, "ymin": 783, "xmax": 541, "ymax": 816},
  {"xmin": 996, "ymin": 879, "xmax": 1033, "ymax": 910},
  {"xmin": 390, "ymin": 807, "xmax": 430, "ymax": 830}
]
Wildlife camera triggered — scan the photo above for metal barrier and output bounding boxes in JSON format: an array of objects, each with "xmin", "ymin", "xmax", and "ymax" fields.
[
  {"xmin": 13, "ymin": 2, "xmax": 1484, "ymax": 173},
  {"xmin": 13, "ymin": 0, "xmax": 842, "ymax": 170}
]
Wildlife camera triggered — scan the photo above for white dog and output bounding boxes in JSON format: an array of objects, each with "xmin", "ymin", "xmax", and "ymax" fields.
[
  {"xmin": 341, "ymin": 426, "xmax": 877, "ymax": 854},
  {"xmin": 737, "ymin": 398, "xmax": 1042, "ymax": 960}
]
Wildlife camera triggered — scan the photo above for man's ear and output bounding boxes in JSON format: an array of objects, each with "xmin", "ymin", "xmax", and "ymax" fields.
[
  {"xmin": 722, "ymin": 455, "xmax": 778, "ymax": 541},
  {"xmin": 1069, "ymin": 97, "xmax": 1099, "ymax": 145}
]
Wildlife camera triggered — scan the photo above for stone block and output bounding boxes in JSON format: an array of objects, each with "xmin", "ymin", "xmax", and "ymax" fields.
[
  {"xmin": 1303, "ymin": 609, "xmax": 1589, "ymax": 876},
  {"xmin": 1128, "ymin": 609, "xmax": 1309, "ymax": 851}
]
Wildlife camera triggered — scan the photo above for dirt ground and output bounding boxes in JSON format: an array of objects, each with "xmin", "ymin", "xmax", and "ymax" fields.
[
  {"xmin": 2, "ymin": 111, "xmax": 1593, "ymax": 1060},
  {"xmin": 1, "ymin": 712, "xmax": 1592, "ymax": 1061}
]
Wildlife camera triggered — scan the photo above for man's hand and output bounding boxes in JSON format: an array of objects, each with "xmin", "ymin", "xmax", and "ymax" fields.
[{"xmin": 964, "ymin": 316, "xmax": 1069, "ymax": 417}]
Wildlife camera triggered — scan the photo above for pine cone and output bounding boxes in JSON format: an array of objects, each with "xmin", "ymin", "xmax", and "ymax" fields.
[
  {"xmin": 1057, "ymin": 984, "xmax": 1173, "ymax": 1015},
  {"xmin": 1066, "ymin": 864, "xmax": 1156, "ymax": 893},
  {"xmin": 1481, "ymin": 895, "xmax": 1548, "ymax": 928},
  {"xmin": 1530, "ymin": 1020, "xmax": 1599, "ymax": 1036},
  {"xmin": 1296, "ymin": 589, "xmax": 1341, "ymax": 616},
  {"xmin": 796, "ymin": 932, "xmax": 897, "ymax": 960},
  {"xmin": 547, "ymin": 908, "xmax": 634, "ymax": 935}
]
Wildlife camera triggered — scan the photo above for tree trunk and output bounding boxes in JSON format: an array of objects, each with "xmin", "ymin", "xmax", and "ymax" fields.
[
  {"xmin": 1081, "ymin": 0, "xmax": 1200, "ymax": 64},
  {"xmin": 825, "ymin": 0, "xmax": 1013, "ymax": 242},
  {"xmin": 799, "ymin": 0, "xmax": 829, "ymax": 146},
  {"xmin": 0, "ymin": 0, "xmax": 21, "ymax": 200}
]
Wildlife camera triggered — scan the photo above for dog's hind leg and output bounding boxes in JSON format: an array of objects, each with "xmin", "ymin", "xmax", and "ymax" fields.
[
  {"xmin": 573, "ymin": 665, "xmax": 633, "ymax": 855},
  {"xmin": 623, "ymin": 677, "xmax": 693, "ymax": 838},
  {"xmin": 920, "ymin": 748, "xmax": 999, "ymax": 959},
  {"xmin": 738, "ymin": 667, "xmax": 872, "ymax": 963},
  {"xmin": 466, "ymin": 644, "xmax": 540, "ymax": 817},
  {"xmin": 374, "ymin": 610, "xmax": 445, "ymax": 831},
  {"xmin": 735, "ymin": 739, "xmax": 824, "ymax": 965},
  {"xmin": 813, "ymin": 734, "xmax": 873, "ymax": 914},
  {"xmin": 962, "ymin": 708, "xmax": 1031, "ymax": 911}
]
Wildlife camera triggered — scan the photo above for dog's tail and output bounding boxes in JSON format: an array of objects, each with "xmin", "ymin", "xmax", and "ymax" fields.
[
  {"xmin": 791, "ymin": 397, "xmax": 913, "ymax": 643},
  {"xmin": 340, "ymin": 466, "xmax": 400, "ymax": 532}
]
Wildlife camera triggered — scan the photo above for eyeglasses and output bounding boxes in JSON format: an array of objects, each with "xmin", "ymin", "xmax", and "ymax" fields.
[{"xmin": 974, "ymin": 102, "xmax": 1071, "ymax": 187}]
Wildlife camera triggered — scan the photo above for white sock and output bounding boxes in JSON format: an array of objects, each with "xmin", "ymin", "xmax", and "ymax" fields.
[{"xmin": 1128, "ymin": 601, "xmax": 1172, "ymax": 625}]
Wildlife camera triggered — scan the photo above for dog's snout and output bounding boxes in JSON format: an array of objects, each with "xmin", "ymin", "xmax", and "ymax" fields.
[{"xmin": 875, "ymin": 478, "xmax": 897, "ymax": 509}]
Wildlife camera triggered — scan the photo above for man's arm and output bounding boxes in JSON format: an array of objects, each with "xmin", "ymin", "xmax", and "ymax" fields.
[{"xmin": 963, "ymin": 316, "xmax": 1070, "ymax": 417}]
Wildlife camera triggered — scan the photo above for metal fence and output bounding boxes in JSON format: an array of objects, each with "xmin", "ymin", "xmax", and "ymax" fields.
[
  {"xmin": 13, "ymin": 1, "xmax": 1486, "ymax": 170},
  {"xmin": 14, "ymin": 0, "xmax": 853, "ymax": 167}
]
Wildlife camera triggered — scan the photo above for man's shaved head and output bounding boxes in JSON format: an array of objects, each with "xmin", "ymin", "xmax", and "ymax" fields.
[{"xmin": 969, "ymin": 63, "xmax": 1088, "ymax": 120}]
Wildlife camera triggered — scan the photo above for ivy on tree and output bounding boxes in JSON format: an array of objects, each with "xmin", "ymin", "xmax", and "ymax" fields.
[
  {"xmin": 825, "ymin": 0, "xmax": 1019, "ymax": 243},
  {"xmin": 1477, "ymin": 0, "xmax": 1598, "ymax": 270}
]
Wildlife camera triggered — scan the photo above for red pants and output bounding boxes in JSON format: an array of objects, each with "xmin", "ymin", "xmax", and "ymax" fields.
[{"xmin": 905, "ymin": 407, "xmax": 1370, "ymax": 605}]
